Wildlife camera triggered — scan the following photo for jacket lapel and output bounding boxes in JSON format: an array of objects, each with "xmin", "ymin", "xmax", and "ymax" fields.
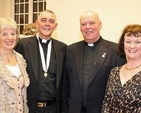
[
  {"xmin": 27, "ymin": 36, "xmax": 39, "ymax": 80},
  {"xmin": 75, "ymin": 41, "xmax": 85, "ymax": 87},
  {"xmin": 88, "ymin": 39, "xmax": 109, "ymax": 85},
  {"xmin": 52, "ymin": 39, "xmax": 64, "ymax": 88}
]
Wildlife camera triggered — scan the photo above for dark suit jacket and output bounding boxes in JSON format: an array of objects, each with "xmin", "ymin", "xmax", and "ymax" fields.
[
  {"xmin": 15, "ymin": 36, "xmax": 67, "ymax": 113},
  {"xmin": 61, "ymin": 37, "xmax": 126, "ymax": 113}
]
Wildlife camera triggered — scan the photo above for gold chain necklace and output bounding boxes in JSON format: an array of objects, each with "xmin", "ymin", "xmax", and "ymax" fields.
[
  {"xmin": 0, "ymin": 53, "xmax": 12, "ymax": 64},
  {"xmin": 0, "ymin": 55, "xmax": 10, "ymax": 64},
  {"xmin": 125, "ymin": 64, "xmax": 141, "ymax": 70}
]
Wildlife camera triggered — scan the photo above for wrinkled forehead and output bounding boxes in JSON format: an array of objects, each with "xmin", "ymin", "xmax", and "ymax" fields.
[{"xmin": 39, "ymin": 12, "xmax": 57, "ymax": 21}]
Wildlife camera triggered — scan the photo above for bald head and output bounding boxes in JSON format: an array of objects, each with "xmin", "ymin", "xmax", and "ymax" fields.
[
  {"xmin": 80, "ymin": 11, "xmax": 100, "ymax": 23},
  {"xmin": 80, "ymin": 11, "xmax": 102, "ymax": 43}
]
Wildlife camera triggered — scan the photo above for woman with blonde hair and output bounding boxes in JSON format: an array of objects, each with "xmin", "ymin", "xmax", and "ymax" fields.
[{"xmin": 0, "ymin": 17, "xmax": 29, "ymax": 113}]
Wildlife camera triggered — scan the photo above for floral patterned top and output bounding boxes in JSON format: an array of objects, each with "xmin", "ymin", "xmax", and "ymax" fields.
[{"xmin": 101, "ymin": 66, "xmax": 141, "ymax": 113}]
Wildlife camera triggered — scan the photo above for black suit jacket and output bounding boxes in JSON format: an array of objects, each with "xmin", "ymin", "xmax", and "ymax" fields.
[
  {"xmin": 61, "ymin": 37, "xmax": 126, "ymax": 113},
  {"xmin": 15, "ymin": 35, "xmax": 67, "ymax": 113}
]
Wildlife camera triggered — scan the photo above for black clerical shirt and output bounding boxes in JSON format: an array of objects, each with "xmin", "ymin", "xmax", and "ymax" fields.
[
  {"xmin": 82, "ymin": 38, "xmax": 101, "ymax": 107},
  {"xmin": 37, "ymin": 38, "xmax": 57, "ymax": 101}
]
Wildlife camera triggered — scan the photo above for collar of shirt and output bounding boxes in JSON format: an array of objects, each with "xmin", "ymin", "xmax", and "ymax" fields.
[{"xmin": 86, "ymin": 37, "xmax": 101, "ymax": 47}]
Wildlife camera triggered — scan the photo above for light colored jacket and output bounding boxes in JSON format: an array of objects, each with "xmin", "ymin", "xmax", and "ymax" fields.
[{"xmin": 0, "ymin": 50, "xmax": 30, "ymax": 113}]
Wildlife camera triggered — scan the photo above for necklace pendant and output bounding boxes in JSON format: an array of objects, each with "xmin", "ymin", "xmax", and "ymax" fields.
[
  {"xmin": 8, "ymin": 60, "xmax": 10, "ymax": 64},
  {"xmin": 44, "ymin": 72, "xmax": 48, "ymax": 77}
]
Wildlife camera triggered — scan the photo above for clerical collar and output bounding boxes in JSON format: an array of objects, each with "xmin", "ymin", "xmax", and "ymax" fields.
[
  {"xmin": 36, "ymin": 34, "xmax": 52, "ymax": 78},
  {"xmin": 88, "ymin": 43, "xmax": 94, "ymax": 47},
  {"xmin": 86, "ymin": 37, "xmax": 101, "ymax": 47},
  {"xmin": 39, "ymin": 37, "xmax": 51, "ymax": 44}
]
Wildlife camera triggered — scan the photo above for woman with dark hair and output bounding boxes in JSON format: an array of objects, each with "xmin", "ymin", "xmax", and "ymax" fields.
[{"xmin": 102, "ymin": 24, "xmax": 141, "ymax": 112}]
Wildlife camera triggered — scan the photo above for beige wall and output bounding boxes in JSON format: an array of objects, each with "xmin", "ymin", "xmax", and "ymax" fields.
[
  {"xmin": 0, "ymin": 0, "xmax": 12, "ymax": 17},
  {"xmin": 0, "ymin": 0, "xmax": 141, "ymax": 45},
  {"xmin": 47, "ymin": 0, "xmax": 141, "ymax": 45}
]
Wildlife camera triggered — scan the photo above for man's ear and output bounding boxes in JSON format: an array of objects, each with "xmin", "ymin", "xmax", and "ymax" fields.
[{"xmin": 54, "ymin": 23, "xmax": 58, "ymax": 30}]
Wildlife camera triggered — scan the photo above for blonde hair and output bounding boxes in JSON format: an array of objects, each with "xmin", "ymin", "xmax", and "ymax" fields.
[{"xmin": 0, "ymin": 17, "xmax": 18, "ymax": 34}]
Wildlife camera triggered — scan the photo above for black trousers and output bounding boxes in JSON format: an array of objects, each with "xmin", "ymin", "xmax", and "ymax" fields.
[{"xmin": 81, "ymin": 109, "xmax": 87, "ymax": 113}]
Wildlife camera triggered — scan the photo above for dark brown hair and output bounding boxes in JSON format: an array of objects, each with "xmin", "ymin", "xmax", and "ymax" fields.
[{"xmin": 118, "ymin": 24, "xmax": 141, "ymax": 56}]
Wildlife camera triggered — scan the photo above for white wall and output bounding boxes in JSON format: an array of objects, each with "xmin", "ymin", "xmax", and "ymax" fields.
[
  {"xmin": 0, "ymin": 0, "xmax": 12, "ymax": 17},
  {"xmin": 47, "ymin": 0, "xmax": 141, "ymax": 45},
  {"xmin": 1, "ymin": 0, "xmax": 141, "ymax": 45}
]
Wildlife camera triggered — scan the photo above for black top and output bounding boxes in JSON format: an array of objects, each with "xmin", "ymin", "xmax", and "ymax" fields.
[
  {"xmin": 82, "ymin": 38, "xmax": 101, "ymax": 107},
  {"xmin": 37, "ymin": 39, "xmax": 57, "ymax": 101}
]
